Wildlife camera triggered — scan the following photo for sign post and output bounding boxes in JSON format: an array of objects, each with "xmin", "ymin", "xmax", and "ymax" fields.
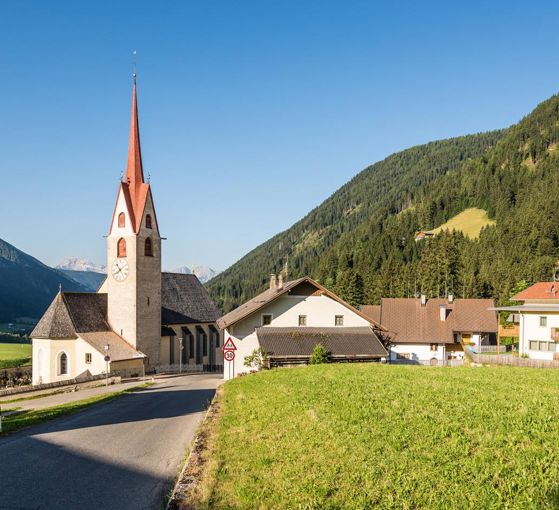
[{"xmin": 223, "ymin": 337, "xmax": 237, "ymax": 379}]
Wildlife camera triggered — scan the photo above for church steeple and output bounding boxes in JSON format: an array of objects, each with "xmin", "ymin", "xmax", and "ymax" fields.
[
  {"xmin": 109, "ymin": 80, "xmax": 156, "ymax": 235},
  {"xmin": 125, "ymin": 81, "xmax": 145, "ymax": 200}
]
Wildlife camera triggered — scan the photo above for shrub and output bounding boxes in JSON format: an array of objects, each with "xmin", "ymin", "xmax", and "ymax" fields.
[
  {"xmin": 309, "ymin": 343, "xmax": 329, "ymax": 364},
  {"xmin": 244, "ymin": 348, "xmax": 268, "ymax": 370}
]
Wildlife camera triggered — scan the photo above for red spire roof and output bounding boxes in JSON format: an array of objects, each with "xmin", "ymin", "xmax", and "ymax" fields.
[
  {"xmin": 109, "ymin": 81, "xmax": 155, "ymax": 234},
  {"xmin": 125, "ymin": 81, "xmax": 145, "ymax": 196}
]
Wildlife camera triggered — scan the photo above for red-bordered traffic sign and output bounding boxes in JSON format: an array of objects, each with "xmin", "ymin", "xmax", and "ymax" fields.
[
  {"xmin": 224, "ymin": 350, "xmax": 235, "ymax": 362},
  {"xmin": 223, "ymin": 337, "xmax": 237, "ymax": 351}
]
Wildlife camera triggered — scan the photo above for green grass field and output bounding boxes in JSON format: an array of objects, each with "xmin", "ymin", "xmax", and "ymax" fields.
[
  {"xmin": 0, "ymin": 342, "xmax": 32, "ymax": 368},
  {"xmin": 432, "ymin": 207, "xmax": 496, "ymax": 239},
  {"xmin": 194, "ymin": 364, "xmax": 559, "ymax": 509}
]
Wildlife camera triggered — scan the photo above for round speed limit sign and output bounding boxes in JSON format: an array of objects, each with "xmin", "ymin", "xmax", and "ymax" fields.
[{"xmin": 224, "ymin": 350, "xmax": 235, "ymax": 362}]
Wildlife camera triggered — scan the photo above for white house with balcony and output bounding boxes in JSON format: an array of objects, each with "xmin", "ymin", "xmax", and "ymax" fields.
[{"xmin": 494, "ymin": 282, "xmax": 559, "ymax": 360}]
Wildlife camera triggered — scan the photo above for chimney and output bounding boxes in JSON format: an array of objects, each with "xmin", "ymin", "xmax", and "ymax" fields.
[
  {"xmin": 420, "ymin": 294, "xmax": 427, "ymax": 306},
  {"xmin": 439, "ymin": 305, "xmax": 447, "ymax": 322},
  {"xmin": 277, "ymin": 273, "xmax": 284, "ymax": 289},
  {"xmin": 448, "ymin": 294, "xmax": 454, "ymax": 304},
  {"xmin": 269, "ymin": 274, "xmax": 277, "ymax": 290}
]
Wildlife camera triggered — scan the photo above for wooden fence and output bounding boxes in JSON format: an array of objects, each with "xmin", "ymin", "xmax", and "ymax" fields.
[
  {"xmin": 465, "ymin": 347, "xmax": 559, "ymax": 369},
  {"xmin": 476, "ymin": 345, "xmax": 510, "ymax": 353}
]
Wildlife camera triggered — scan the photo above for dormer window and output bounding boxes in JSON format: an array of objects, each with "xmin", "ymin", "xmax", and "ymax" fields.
[
  {"xmin": 118, "ymin": 212, "xmax": 126, "ymax": 228},
  {"xmin": 145, "ymin": 237, "xmax": 153, "ymax": 257},
  {"xmin": 117, "ymin": 238, "xmax": 127, "ymax": 257},
  {"xmin": 146, "ymin": 214, "xmax": 152, "ymax": 229}
]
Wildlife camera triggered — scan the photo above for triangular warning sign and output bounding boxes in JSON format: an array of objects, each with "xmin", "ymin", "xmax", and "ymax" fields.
[{"xmin": 223, "ymin": 337, "xmax": 237, "ymax": 351}]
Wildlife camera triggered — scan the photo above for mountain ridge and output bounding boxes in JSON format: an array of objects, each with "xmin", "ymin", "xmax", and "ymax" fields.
[{"xmin": 208, "ymin": 92, "xmax": 559, "ymax": 312}]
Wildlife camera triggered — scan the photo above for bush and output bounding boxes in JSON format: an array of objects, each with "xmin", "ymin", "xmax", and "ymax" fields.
[
  {"xmin": 309, "ymin": 344, "xmax": 329, "ymax": 364},
  {"xmin": 244, "ymin": 348, "xmax": 268, "ymax": 370}
]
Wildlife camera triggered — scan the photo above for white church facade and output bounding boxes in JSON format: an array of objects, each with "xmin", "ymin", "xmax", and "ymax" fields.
[{"xmin": 31, "ymin": 81, "xmax": 222, "ymax": 385}]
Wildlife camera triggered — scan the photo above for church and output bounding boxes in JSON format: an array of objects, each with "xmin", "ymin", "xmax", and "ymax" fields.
[{"xmin": 31, "ymin": 81, "xmax": 223, "ymax": 385}]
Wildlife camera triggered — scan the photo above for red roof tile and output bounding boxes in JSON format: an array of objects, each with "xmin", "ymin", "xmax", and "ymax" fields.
[{"xmin": 513, "ymin": 282, "xmax": 559, "ymax": 301}]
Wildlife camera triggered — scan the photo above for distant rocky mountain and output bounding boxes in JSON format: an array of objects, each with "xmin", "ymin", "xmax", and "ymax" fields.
[
  {"xmin": 0, "ymin": 238, "xmax": 88, "ymax": 323},
  {"xmin": 56, "ymin": 257, "xmax": 106, "ymax": 273},
  {"xmin": 171, "ymin": 265, "xmax": 220, "ymax": 284}
]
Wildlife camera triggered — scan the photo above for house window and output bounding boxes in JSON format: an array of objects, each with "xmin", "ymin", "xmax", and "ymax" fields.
[
  {"xmin": 335, "ymin": 315, "xmax": 344, "ymax": 326},
  {"xmin": 529, "ymin": 340, "xmax": 556, "ymax": 352},
  {"xmin": 85, "ymin": 353, "xmax": 92, "ymax": 364},
  {"xmin": 145, "ymin": 237, "xmax": 153, "ymax": 257},
  {"xmin": 430, "ymin": 343, "xmax": 438, "ymax": 351},
  {"xmin": 117, "ymin": 238, "xmax": 127, "ymax": 257},
  {"xmin": 298, "ymin": 315, "xmax": 307, "ymax": 326},
  {"xmin": 540, "ymin": 316, "xmax": 548, "ymax": 327},
  {"xmin": 146, "ymin": 214, "xmax": 152, "ymax": 229},
  {"xmin": 262, "ymin": 314, "xmax": 272, "ymax": 326},
  {"xmin": 189, "ymin": 334, "xmax": 194, "ymax": 360},
  {"xmin": 203, "ymin": 330, "xmax": 208, "ymax": 356},
  {"xmin": 58, "ymin": 352, "xmax": 68, "ymax": 375},
  {"xmin": 118, "ymin": 212, "xmax": 126, "ymax": 228},
  {"xmin": 169, "ymin": 335, "xmax": 175, "ymax": 364}
]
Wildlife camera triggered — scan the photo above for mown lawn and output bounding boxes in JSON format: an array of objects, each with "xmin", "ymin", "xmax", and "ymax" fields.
[
  {"xmin": 0, "ymin": 342, "xmax": 32, "ymax": 368},
  {"xmin": 194, "ymin": 364, "xmax": 559, "ymax": 509}
]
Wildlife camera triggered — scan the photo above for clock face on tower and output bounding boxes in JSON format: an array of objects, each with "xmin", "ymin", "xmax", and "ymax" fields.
[{"xmin": 111, "ymin": 258, "xmax": 129, "ymax": 281}]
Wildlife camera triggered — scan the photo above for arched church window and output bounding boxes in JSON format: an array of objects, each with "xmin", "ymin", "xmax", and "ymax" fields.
[
  {"xmin": 146, "ymin": 214, "xmax": 152, "ymax": 229},
  {"xmin": 58, "ymin": 352, "xmax": 68, "ymax": 375},
  {"xmin": 118, "ymin": 212, "xmax": 126, "ymax": 228},
  {"xmin": 117, "ymin": 238, "xmax": 127, "ymax": 257},
  {"xmin": 145, "ymin": 237, "xmax": 153, "ymax": 257}
]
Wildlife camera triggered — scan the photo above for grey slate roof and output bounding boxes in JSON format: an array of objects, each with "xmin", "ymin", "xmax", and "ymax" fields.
[
  {"xmin": 31, "ymin": 292, "xmax": 144, "ymax": 359},
  {"xmin": 31, "ymin": 293, "xmax": 78, "ymax": 339},
  {"xmin": 161, "ymin": 272, "xmax": 221, "ymax": 324},
  {"xmin": 81, "ymin": 331, "xmax": 145, "ymax": 361},
  {"xmin": 256, "ymin": 327, "xmax": 387, "ymax": 358},
  {"xmin": 31, "ymin": 293, "xmax": 110, "ymax": 339}
]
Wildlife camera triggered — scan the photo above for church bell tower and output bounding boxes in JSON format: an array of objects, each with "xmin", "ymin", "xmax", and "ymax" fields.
[{"xmin": 106, "ymin": 80, "xmax": 162, "ymax": 368}]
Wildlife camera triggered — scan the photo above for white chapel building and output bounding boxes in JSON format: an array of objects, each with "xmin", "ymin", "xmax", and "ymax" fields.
[{"xmin": 31, "ymin": 81, "xmax": 222, "ymax": 385}]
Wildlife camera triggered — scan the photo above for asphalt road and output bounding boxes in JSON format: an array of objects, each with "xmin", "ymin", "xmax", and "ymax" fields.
[{"xmin": 0, "ymin": 373, "xmax": 222, "ymax": 510}]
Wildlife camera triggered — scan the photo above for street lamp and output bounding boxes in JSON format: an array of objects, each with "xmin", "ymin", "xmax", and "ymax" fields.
[
  {"xmin": 104, "ymin": 343, "xmax": 110, "ymax": 387},
  {"xmin": 179, "ymin": 334, "xmax": 184, "ymax": 374}
]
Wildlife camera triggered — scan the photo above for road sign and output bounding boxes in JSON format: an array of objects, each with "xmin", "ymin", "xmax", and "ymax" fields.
[
  {"xmin": 104, "ymin": 355, "xmax": 110, "ymax": 362},
  {"xmin": 224, "ymin": 350, "xmax": 235, "ymax": 362},
  {"xmin": 223, "ymin": 337, "xmax": 237, "ymax": 351}
]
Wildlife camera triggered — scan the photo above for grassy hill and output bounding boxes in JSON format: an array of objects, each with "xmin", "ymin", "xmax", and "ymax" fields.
[
  {"xmin": 431, "ymin": 207, "xmax": 496, "ymax": 239},
  {"xmin": 190, "ymin": 364, "xmax": 559, "ymax": 509},
  {"xmin": 209, "ymin": 92, "xmax": 559, "ymax": 311}
]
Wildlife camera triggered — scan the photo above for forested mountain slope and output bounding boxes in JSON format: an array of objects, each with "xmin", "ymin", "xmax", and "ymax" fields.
[
  {"xmin": 208, "ymin": 93, "xmax": 559, "ymax": 312},
  {"xmin": 0, "ymin": 238, "xmax": 87, "ymax": 322}
]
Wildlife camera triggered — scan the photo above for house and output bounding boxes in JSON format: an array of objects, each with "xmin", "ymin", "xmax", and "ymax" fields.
[
  {"xmin": 31, "ymin": 80, "xmax": 222, "ymax": 385},
  {"xmin": 414, "ymin": 230, "xmax": 435, "ymax": 241},
  {"xmin": 361, "ymin": 295, "xmax": 498, "ymax": 364},
  {"xmin": 494, "ymin": 282, "xmax": 559, "ymax": 360},
  {"xmin": 217, "ymin": 275, "xmax": 388, "ymax": 379}
]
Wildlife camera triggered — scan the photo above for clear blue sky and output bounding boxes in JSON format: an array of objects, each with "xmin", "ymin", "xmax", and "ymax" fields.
[{"xmin": 2, "ymin": 1, "xmax": 559, "ymax": 271}]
